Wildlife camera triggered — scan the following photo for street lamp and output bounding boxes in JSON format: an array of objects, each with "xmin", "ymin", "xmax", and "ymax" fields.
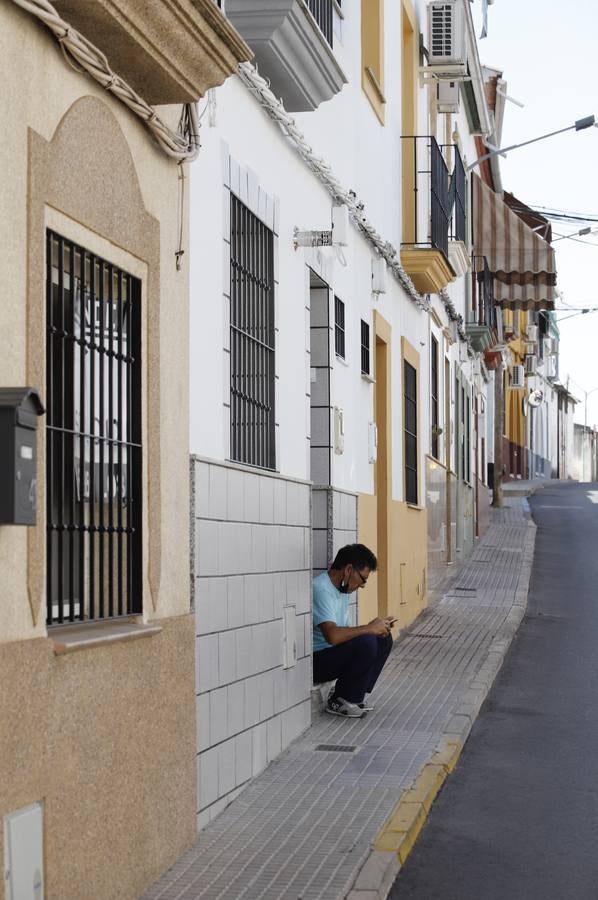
[
  {"xmin": 567, "ymin": 378, "xmax": 598, "ymax": 429},
  {"xmin": 467, "ymin": 115, "xmax": 597, "ymax": 172},
  {"xmin": 553, "ymin": 225, "xmax": 598, "ymax": 242}
]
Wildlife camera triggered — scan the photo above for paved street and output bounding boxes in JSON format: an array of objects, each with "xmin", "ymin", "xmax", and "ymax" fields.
[
  {"xmin": 142, "ymin": 496, "xmax": 535, "ymax": 900},
  {"xmin": 391, "ymin": 482, "xmax": 598, "ymax": 900}
]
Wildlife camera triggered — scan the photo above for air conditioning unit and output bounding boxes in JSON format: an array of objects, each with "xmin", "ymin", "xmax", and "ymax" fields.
[
  {"xmin": 427, "ymin": 1, "xmax": 467, "ymax": 76},
  {"xmin": 437, "ymin": 80, "xmax": 460, "ymax": 113},
  {"xmin": 524, "ymin": 355, "xmax": 536, "ymax": 375},
  {"xmin": 511, "ymin": 365, "xmax": 525, "ymax": 388},
  {"xmin": 525, "ymin": 324, "xmax": 538, "ymax": 343}
]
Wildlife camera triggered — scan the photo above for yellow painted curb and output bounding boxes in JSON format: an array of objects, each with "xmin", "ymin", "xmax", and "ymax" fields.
[
  {"xmin": 400, "ymin": 763, "xmax": 445, "ymax": 814},
  {"xmin": 374, "ymin": 740, "xmax": 464, "ymax": 866},
  {"xmin": 430, "ymin": 739, "xmax": 462, "ymax": 773}
]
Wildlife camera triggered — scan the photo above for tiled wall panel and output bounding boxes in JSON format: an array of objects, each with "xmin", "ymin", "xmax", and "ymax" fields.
[{"xmin": 192, "ymin": 457, "xmax": 312, "ymax": 830}]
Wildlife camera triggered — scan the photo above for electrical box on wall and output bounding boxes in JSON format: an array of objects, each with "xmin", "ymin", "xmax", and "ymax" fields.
[
  {"xmin": 368, "ymin": 422, "xmax": 378, "ymax": 464},
  {"xmin": 371, "ymin": 256, "xmax": 387, "ymax": 294},
  {"xmin": 333, "ymin": 407, "xmax": 344, "ymax": 455},
  {"xmin": 4, "ymin": 802, "xmax": 44, "ymax": 900},
  {"xmin": 437, "ymin": 80, "xmax": 460, "ymax": 113},
  {"xmin": 0, "ymin": 388, "xmax": 45, "ymax": 525},
  {"xmin": 332, "ymin": 204, "xmax": 349, "ymax": 246}
]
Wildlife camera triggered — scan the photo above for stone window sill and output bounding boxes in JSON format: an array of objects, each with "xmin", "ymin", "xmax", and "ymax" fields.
[{"xmin": 51, "ymin": 621, "xmax": 162, "ymax": 655}]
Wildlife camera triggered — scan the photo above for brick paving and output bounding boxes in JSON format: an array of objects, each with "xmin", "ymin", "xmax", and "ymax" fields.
[{"xmin": 142, "ymin": 499, "xmax": 534, "ymax": 900}]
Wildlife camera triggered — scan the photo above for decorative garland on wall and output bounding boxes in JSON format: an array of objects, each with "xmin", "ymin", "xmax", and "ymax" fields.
[{"xmin": 10, "ymin": 0, "xmax": 200, "ymax": 161}]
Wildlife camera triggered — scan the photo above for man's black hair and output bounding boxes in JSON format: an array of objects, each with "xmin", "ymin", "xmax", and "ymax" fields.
[{"xmin": 330, "ymin": 543, "xmax": 378, "ymax": 572}]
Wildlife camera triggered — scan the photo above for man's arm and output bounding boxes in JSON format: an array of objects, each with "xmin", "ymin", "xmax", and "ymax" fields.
[{"xmin": 320, "ymin": 617, "xmax": 396, "ymax": 646}]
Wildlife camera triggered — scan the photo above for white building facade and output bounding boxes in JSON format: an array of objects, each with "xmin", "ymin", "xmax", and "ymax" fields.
[{"xmin": 189, "ymin": 0, "xmax": 494, "ymax": 825}]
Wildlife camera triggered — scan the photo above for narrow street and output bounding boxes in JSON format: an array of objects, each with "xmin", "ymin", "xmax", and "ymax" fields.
[{"xmin": 391, "ymin": 482, "xmax": 598, "ymax": 900}]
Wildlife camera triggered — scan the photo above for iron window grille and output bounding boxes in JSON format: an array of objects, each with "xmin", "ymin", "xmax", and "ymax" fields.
[
  {"xmin": 450, "ymin": 145, "xmax": 467, "ymax": 243},
  {"xmin": 360, "ymin": 320, "xmax": 370, "ymax": 375},
  {"xmin": 334, "ymin": 296, "xmax": 346, "ymax": 359},
  {"xmin": 230, "ymin": 195, "xmax": 276, "ymax": 470},
  {"xmin": 306, "ymin": 0, "xmax": 334, "ymax": 47},
  {"xmin": 431, "ymin": 335, "xmax": 439, "ymax": 459},
  {"xmin": 472, "ymin": 255, "xmax": 496, "ymax": 329},
  {"xmin": 46, "ymin": 231, "xmax": 142, "ymax": 626},
  {"xmin": 401, "ymin": 136, "xmax": 451, "ymax": 260},
  {"xmin": 404, "ymin": 361, "xmax": 418, "ymax": 505}
]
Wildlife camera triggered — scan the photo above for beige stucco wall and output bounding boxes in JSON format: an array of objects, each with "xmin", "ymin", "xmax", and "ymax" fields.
[
  {"xmin": 0, "ymin": 0, "xmax": 190, "ymax": 641},
  {"xmin": 0, "ymin": 615, "xmax": 196, "ymax": 900},
  {"xmin": 1, "ymin": 4, "xmax": 196, "ymax": 897}
]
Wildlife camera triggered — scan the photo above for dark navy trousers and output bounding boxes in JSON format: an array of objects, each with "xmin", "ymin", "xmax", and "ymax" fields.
[{"xmin": 313, "ymin": 634, "xmax": 393, "ymax": 704}]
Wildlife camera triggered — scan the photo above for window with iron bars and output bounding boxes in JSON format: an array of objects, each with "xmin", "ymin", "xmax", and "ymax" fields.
[
  {"xmin": 404, "ymin": 361, "xmax": 418, "ymax": 505},
  {"xmin": 360, "ymin": 320, "xmax": 370, "ymax": 375},
  {"xmin": 431, "ymin": 335, "xmax": 439, "ymax": 459},
  {"xmin": 306, "ymin": 0, "xmax": 334, "ymax": 47},
  {"xmin": 334, "ymin": 296, "xmax": 345, "ymax": 359},
  {"xmin": 230, "ymin": 195, "xmax": 276, "ymax": 470},
  {"xmin": 46, "ymin": 231, "xmax": 142, "ymax": 626}
]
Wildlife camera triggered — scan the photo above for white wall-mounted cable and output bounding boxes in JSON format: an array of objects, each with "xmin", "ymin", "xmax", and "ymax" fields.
[
  {"xmin": 10, "ymin": 0, "xmax": 200, "ymax": 162},
  {"xmin": 237, "ymin": 62, "xmax": 430, "ymax": 312}
]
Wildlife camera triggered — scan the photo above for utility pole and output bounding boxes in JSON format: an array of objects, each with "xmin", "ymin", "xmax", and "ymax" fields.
[{"xmin": 492, "ymin": 364, "xmax": 504, "ymax": 507}]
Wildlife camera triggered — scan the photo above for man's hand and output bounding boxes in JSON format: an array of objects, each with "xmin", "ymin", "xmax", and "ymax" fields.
[{"xmin": 368, "ymin": 617, "xmax": 392, "ymax": 636}]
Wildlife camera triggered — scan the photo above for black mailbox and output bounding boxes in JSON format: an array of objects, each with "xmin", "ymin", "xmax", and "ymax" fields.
[{"xmin": 0, "ymin": 388, "xmax": 45, "ymax": 525}]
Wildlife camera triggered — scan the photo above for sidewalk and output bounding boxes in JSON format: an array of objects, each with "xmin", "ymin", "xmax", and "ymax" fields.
[{"xmin": 142, "ymin": 498, "xmax": 536, "ymax": 900}]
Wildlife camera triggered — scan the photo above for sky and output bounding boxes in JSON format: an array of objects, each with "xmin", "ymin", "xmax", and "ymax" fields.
[{"xmin": 470, "ymin": 0, "xmax": 598, "ymax": 426}]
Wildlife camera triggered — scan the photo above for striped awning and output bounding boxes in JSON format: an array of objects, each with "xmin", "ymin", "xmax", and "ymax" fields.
[{"xmin": 473, "ymin": 174, "xmax": 556, "ymax": 310}]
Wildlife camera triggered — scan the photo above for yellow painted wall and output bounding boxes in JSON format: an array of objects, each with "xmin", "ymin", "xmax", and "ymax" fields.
[
  {"xmin": 358, "ymin": 491, "xmax": 379, "ymax": 624},
  {"xmin": 357, "ymin": 322, "xmax": 428, "ymax": 632},
  {"xmin": 389, "ymin": 501, "xmax": 428, "ymax": 628},
  {"xmin": 358, "ymin": 494, "xmax": 427, "ymax": 629},
  {"xmin": 361, "ymin": 0, "xmax": 386, "ymax": 123}
]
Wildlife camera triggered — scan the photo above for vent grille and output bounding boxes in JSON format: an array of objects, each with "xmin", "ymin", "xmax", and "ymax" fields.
[
  {"xmin": 315, "ymin": 744, "xmax": 357, "ymax": 753},
  {"xmin": 408, "ymin": 633, "xmax": 443, "ymax": 639},
  {"xmin": 430, "ymin": 3, "xmax": 454, "ymax": 59}
]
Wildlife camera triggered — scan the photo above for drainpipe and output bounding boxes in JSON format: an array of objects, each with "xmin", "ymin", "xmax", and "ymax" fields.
[{"xmin": 492, "ymin": 363, "xmax": 504, "ymax": 507}]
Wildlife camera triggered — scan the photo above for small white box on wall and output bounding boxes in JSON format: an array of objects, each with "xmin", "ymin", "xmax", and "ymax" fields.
[
  {"xmin": 333, "ymin": 407, "xmax": 345, "ymax": 455},
  {"xmin": 368, "ymin": 421, "xmax": 378, "ymax": 463},
  {"xmin": 372, "ymin": 256, "xmax": 387, "ymax": 294},
  {"xmin": 282, "ymin": 605, "xmax": 297, "ymax": 669},
  {"xmin": 4, "ymin": 802, "xmax": 44, "ymax": 900}
]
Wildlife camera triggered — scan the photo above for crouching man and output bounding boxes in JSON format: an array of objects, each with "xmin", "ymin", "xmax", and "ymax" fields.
[{"xmin": 313, "ymin": 543, "xmax": 396, "ymax": 718}]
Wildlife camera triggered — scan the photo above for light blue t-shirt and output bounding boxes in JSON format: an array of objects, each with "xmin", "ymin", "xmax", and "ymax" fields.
[{"xmin": 312, "ymin": 571, "xmax": 349, "ymax": 652}]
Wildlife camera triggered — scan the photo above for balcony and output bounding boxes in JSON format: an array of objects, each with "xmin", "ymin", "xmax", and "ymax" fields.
[
  {"xmin": 225, "ymin": 0, "xmax": 347, "ymax": 111},
  {"xmin": 401, "ymin": 136, "xmax": 456, "ymax": 294},
  {"xmin": 467, "ymin": 256, "xmax": 498, "ymax": 352},
  {"xmin": 447, "ymin": 146, "xmax": 470, "ymax": 277},
  {"xmin": 52, "ymin": 0, "xmax": 251, "ymax": 103}
]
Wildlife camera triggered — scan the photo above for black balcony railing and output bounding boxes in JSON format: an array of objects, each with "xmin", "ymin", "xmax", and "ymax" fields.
[
  {"xmin": 472, "ymin": 255, "xmax": 496, "ymax": 329},
  {"xmin": 452, "ymin": 146, "xmax": 467, "ymax": 243},
  {"xmin": 402, "ymin": 136, "xmax": 451, "ymax": 260},
  {"xmin": 306, "ymin": 0, "xmax": 334, "ymax": 46}
]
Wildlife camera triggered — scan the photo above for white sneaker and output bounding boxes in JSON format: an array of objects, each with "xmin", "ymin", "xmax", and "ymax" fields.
[
  {"xmin": 325, "ymin": 695, "xmax": 366, "ymax": 718},
  {"xmin": 318, "ymin": 681, "xmax": 336, "ymax": 705},
  {"xmin": 358, "ymin": 695, "xmax": 374, "ymax": 712}
]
